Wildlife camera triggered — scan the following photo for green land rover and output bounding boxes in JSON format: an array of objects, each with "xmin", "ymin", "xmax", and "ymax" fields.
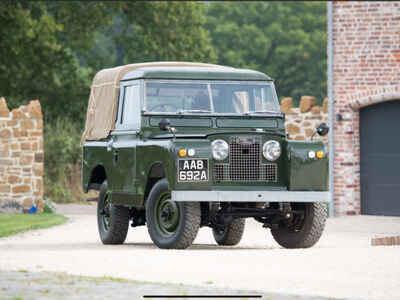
[{"xmin": 81, "ymin": 62, "xmax": 329, "ymax": 249}]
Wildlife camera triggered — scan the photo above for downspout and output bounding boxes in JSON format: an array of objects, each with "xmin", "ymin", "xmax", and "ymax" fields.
[{"xmin": 327, "ymin": 2, "xmax": 335, "ymax": 217}]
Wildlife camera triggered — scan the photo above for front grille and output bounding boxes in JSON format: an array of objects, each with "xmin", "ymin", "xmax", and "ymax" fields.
[
  {"xmin": 229, "ymin": 136, "xmax": 260, "ymax": 181},
  {"xmin": 213, "ymin": 136, "xmax": 277, "ymax": 182},
  {"xmin": 265, "ymin": 164, "xmax": 277, "ymax": 182}
]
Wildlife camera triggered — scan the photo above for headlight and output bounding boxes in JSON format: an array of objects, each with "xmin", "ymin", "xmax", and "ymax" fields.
[
  {"xmin": 263, "ymin": 140, "xmax": 281, "ymax": 161},
  {"xmin": 211, "ymin": 139, "xmax": 229, "ymax": 161}
]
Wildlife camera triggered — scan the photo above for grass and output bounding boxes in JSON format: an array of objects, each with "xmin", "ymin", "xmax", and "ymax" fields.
[{"xmin": 0, "ymin": 213, "xmax": 68, "ymax": 238}]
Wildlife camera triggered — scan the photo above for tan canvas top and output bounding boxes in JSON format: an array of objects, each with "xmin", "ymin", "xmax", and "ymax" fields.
[{"xmin": 81, "ymin": 62, "xmax": 229, "ymax": 142}]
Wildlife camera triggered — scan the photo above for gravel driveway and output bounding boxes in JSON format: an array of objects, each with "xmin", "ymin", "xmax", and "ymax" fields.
[{"xmin": 0, "ymin": 204, "xmax": 399, "ymax": 300}]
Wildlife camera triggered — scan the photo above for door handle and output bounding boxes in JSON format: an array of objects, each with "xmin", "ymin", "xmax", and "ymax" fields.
[{"xmin": 113, "ymin": 150, "xmax": 119, "ymax": 163}]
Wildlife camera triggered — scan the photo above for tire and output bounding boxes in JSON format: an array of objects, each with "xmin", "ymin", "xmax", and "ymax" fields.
[
  {"xmin": 212, "ymin": 219, "xmax": 245, "ymax": 246},
  {"xmin": 97, "ymin": 181, "xmax": 130, "ymax": 245},
  {"xmin": 271, "ymin": 202, "xmax": 327, "ymax": 249},
  {"xmin": 146, "ymin": 178, "xmax": 200, "ymax": 249}
]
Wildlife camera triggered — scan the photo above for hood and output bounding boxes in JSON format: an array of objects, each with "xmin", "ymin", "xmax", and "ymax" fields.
[{"xmin": 143, "ymin": 115, "xmax": 286, "ymax": 139}]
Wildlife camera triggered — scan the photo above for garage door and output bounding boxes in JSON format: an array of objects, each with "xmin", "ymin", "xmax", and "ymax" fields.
[{"xmin": 360, "ymin": 100, "xmax": 400, "ymax": 216}]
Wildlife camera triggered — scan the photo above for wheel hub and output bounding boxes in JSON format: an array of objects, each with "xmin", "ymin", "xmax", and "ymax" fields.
[
  {"xmin": 157, "ymin": 198, "xmax": 180, "ymax": 234},
  {"xmin": 101, "ymin": 192, "xmax": 111, "ymax": 231}
]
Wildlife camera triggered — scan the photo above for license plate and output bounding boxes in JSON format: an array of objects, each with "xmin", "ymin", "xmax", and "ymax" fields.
[{"xmin": 178, "ymin": 159, "xmax": 209, "ymax": 182}]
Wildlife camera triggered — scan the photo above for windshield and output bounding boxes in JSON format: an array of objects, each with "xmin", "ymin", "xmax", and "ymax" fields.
[{"xmin": 144, "ymin": 80, "xmax": 281, "ymax": 115}]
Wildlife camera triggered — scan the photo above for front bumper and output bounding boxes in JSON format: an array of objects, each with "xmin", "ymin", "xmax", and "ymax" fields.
[{"xmin": 172, "ymin": 190, "xmax": 329, "ymax": 203}]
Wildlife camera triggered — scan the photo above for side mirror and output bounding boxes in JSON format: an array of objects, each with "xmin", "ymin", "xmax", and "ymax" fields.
[
  {"xmin": 159, "ymin": 118, "xmax": 171, "ymax": 131},
  {"xmin": 316, "ymin": 123, "xmax": 329, "ymax": 136}
]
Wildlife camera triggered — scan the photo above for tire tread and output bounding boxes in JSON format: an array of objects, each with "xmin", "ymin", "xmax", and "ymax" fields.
[
  {"xmin": 174, "ymin": 202, "xmax": 201, "ymax": 249},
  {"xmin": 146, "ymin": 179, "xmax": 200, "ymax": 249},
  {"xmin": 97, "ymin": 181, "xmax": 130, "ymax": 245},
  {"xmin": 105, "ymin": 205, "xmax": 130, "ymax": 244},
  {"xmin": 271, "ymin": 202, "xmax": 327, "ymax": 248},
  {"xmin": 213, "ymin": 219, "xmax": 245, "ymax": 246}
]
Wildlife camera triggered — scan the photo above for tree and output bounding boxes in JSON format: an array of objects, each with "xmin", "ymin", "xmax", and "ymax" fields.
[
  {"xmin": 0, "ymin": 2, "xmax": 111, "ymax": 123},
  {"xmin": 0, "ymin": 2, "xmax": 216, "ymax": 124},
  {"xmin": 205, "ymin": 2, "xmax": 327, "ymax": 104},
  {"xmin": 95, "ymin": 2, "xmax": 216, "ymax": 65}
]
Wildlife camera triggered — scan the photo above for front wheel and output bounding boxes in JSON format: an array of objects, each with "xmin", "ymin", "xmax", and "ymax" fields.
[
  {"xmin": 97, "ymin": 181, "xmax": 130, "ymax": 245},
  {"xmin": 212, "ymin": 219, "xmax": 245, "ymax": 246},
  {"xmin": 271, "ymin": 202, "xmax": 327, "ymax": 249},
  {"xmin": 146, "ymin": 179, "xmax": 200, "ymax": 249}
]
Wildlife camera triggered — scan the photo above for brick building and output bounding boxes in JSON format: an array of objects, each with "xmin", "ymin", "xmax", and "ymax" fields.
[{"xmin": 332, "ymin": 2, "xmax": 400, "ymax": 216}]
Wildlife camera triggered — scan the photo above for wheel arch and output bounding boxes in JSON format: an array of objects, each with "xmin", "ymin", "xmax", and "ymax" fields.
[
  {"xmin": 88, "ymin": 164, "xmax": 107, "ymax": 191},
  {"xmin": 144, "ymin": 162, "xmax": 167, "ymax": 203}
]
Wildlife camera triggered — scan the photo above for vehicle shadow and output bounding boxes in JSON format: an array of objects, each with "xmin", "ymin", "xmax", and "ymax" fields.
[
  {"xmin": 0, "ymin": 242, "xmax": 276, "ymax": 251},
  {"xmin": 124, "ymin": 242, "xmax": 275, "ymax": 251}
]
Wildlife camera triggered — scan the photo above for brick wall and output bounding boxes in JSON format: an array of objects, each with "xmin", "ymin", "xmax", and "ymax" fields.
[
  {"xmin": 0, "ymin": 98, "xmax": 44, "ymax": 213},
  {"xmin": 333, "ymin": 2, "xmax": 400, "ymax": 215}
]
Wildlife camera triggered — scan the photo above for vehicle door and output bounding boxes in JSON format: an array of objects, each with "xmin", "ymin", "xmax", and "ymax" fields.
[{"xmin": 109, "ymin": 80, "xmax": 142, "ymax": 196}]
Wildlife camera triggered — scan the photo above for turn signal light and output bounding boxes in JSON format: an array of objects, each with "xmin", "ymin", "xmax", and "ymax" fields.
[
  {"xmin": 178, "ymin": 149, "xmax": 187, "ymax": 157},
  {"xmin": 316, "ymin": 150, "xmax": 324, "ymax": 159}
]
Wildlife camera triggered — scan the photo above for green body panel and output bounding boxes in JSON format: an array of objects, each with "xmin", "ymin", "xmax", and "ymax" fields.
[
  {"xmin": 112, "ymin": 134, "xmax": 138, "ymax": 192},
  {"xmin": 149, "ymin": 117, "xmax": 212, "ymax": 128},
  {"xmin": 216, "ymin": 118, "xmax": 278, "ymax": 128},
  {"xmin": 82, "ymin": 142, "xmax": 112, "ymax": 190},
  {"xmin": 287, "ymin": 141, "xmax": 329, "ymax": 191},
  {"xmin": 141, "ymin": 115, "xmax": 286, "ymax": 138},
  {"xmin": 122, "ymin": 66, "xmax": 271, "ymax": 82},
  {"xmin": 82, "ymin": 67, "xmax": 328, "ymax": 207},
  {"xmin": 82, "ymin": 115, "xmax": 328, "ymax": 207}
]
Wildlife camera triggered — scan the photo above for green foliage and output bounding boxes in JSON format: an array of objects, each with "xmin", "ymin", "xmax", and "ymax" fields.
[
  {"xmin": 119, "ymin": 2, "xmax": 217, "ymax": 63},
  {"xmin": 0, "ymin": 2, "xmax": 62, "ymax": 107},
  {"xmin": 44, "ymin": 119, "xmax": 82, "ymax": 203},
  {"xmin": 1, "ymin": 2, "xmax": 327, "ymax": 120},
  {"xmin": 43, "ymin": 199, "xmax": 56, "ymax": 214},
  {"xmin": 0, "ymin": 213, "xmax": 67, "ymax": 238},
  {"xmin": 0, "ymin": 2, "xmax": 104, "ymax": 124},
  {"xmin": 0, "ymin": 2, "xmax": 216, "ymax": 125},
  {"xmin": 84, "ymin": 2, "xmax": 217, "ymax": 68},
  {"xmin": 205, "ymin": 2, "xmax": 327, "ymax": 104}
]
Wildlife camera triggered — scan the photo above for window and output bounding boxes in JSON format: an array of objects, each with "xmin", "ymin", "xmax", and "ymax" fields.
[
  {"xmin": 145, "ymin": 82, "xmax": 211, "ymax": 113},
  {"xmin": 120, "ymin": 84, "xmax": 140, "ymax": 129},
  {"xmin": 144, "ymin": 81, "xmax": 280, "ymax": 115}
]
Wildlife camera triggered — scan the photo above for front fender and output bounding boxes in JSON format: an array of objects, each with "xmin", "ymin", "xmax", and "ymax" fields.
[
  {"xmin": 135, "ymin": 139, "xmax": 175, "ymax": 198},
  {"xmin": 287, "ymin": 141, "xmax": 328, "ymax": 191},
  {"xmin": 136, "ymin": 138, "xmax": 212, "ymax": 199}
]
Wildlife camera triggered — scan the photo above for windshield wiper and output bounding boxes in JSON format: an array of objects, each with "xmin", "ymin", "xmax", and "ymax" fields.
[
  {"xmin": 177, "ymin": 109, "xmax": 212, "ymax": 114},
  {"xmin": 244, "ymin": 110, "xmax": 280, "ymax": 115}
]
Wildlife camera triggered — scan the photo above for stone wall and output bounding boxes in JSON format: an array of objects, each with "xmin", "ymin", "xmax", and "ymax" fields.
[
  {"xmin": 0, "ymin": 98, "xmax": 44, "ymax": 213},
  {"xmin": 281, "ymin": 96, "xmax": 329, "ymax": 146}
]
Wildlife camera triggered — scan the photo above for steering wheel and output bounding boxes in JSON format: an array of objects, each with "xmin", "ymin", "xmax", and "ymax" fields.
[{"xmin": 149, "ymin": 104, "xmax": 179, "ymax": 112}]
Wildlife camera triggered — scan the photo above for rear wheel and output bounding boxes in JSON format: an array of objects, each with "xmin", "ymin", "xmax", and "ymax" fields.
[
  {"xmin": 97, "ymin": 181, "xmax": 130, "ymax": 245},
  {"xmin": 146, "ymin": 179, "xmax": 200, "ymax": 249},
  {"xmin": 271, "ymin": 202, "xmax": 327, "ymax": 248},
  {"xmin": 212, "ymin": 218, "xmax": 245, "ymax": 246}
]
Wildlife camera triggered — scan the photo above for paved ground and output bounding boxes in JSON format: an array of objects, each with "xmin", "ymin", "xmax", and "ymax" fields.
[
  {"xmin": 0, "ymin": 270, "xmax": 334, "ymax": 300},
  {"xmin": 0, "ymin": 204, "xmax": 399, "ymax": 300}
]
